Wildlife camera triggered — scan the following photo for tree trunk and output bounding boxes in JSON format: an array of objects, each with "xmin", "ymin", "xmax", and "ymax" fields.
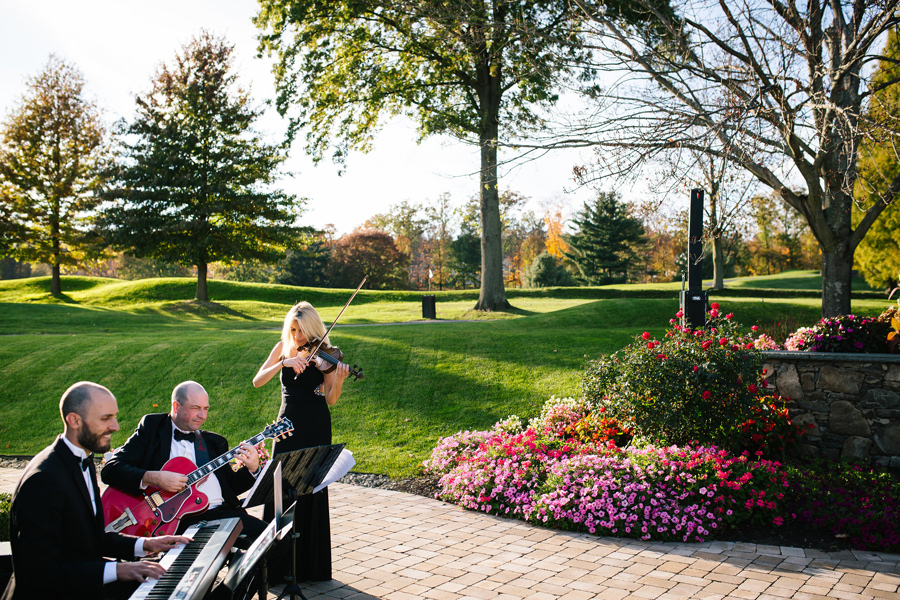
[
  {"xmin": 51, "ymin": 263, "xmax": 61, "ymax": 295},
  {"xmin": 196, "ymin": 262, "xmax": 209, "ymax": 302},
  {"xmin": 474, "ymin": 127, "xmax": 510, "ymax": 311},
  {"xmin": 711, "ymin": 233, "xmax": 724, "ymax": 290},
  {"xmin": 51, "ymin": 208, "xmax": 61, "ymax": 295},
  {"xmin": 821, "ymin": 245, "xmax": 853, "ymax": 318}
]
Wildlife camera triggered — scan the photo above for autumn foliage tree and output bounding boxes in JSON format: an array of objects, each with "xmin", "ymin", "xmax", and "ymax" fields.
[
  {"xmin": 329, "ymin": 229, "xmax": 409, "ymax": 290},
  {"xmin": 0, "ymin": 55, "xmax": 108, "ymax": 294}
]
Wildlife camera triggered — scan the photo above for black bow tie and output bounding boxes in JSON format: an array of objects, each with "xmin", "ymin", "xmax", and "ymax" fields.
[
  {"xmin": 81, "ymin": 455, "xmax": 94, "ymax": 471},
  {"xmin": 173, "ymin": 429, "xmax": 196, "ymax": 443}
]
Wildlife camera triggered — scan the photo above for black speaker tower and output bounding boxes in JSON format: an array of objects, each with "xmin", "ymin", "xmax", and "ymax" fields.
[{"xmin": 680, "ymin": 189, "xmax": 708, "ymax": 328}]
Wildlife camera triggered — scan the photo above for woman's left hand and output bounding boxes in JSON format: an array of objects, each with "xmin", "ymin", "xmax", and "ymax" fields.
[{"xmin": 334, "ymin": 362, "xmax": 349, "ymax": 383}]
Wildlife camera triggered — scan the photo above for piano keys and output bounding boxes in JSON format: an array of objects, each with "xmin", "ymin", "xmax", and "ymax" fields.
[{"xmin": 129, "ymin": 517, "xmax": 242, "ymax": 600}]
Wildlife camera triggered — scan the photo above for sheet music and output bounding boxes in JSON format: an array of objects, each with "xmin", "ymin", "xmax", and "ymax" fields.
[
  {"xmin": 313, "ymin": 449, "xmax": 355, "ymax": 493},
  {"xmin": 241, "ymin": 458, "xmax": 273, "ymax": 509}
]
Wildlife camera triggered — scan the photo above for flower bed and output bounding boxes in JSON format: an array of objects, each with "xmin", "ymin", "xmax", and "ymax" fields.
[{"xmin": 424, "ymin": 405, "xmax": 900, "ymax": 551}]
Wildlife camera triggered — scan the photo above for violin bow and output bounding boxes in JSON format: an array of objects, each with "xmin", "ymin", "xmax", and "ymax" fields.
[{"xmin": 296, "ymin": 276, "xmax": 367, "ymax": 379}]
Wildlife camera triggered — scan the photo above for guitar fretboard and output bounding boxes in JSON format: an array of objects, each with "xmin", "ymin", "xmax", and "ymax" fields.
[{"xmin": 185, "ymin": 432, "xmax": 267, "ymax": 486}]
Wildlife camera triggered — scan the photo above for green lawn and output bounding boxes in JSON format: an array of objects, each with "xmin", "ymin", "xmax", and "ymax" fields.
[{"xmin": 0, "ymin": 273, "xmax": 893, "ymax": 476}]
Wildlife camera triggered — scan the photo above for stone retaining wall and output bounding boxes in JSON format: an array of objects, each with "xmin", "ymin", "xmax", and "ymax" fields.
[{"xmin": 762, "ymin": 351, "xmax": 900, "ymax": 468}]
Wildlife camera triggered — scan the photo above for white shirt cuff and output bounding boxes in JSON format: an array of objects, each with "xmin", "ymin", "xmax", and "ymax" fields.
[
  {"xmin": 103, "ymin": 561, "xmax": 117, "ymax": 584},
  {"xmin": 135, "ymin": 537, "xmax": 146, "ymax": 557}
]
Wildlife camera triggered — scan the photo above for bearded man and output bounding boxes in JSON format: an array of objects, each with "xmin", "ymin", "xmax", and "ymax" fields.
[{"xmin": 1, "ymin": 382, "xmax": 190, "ymax": 600}]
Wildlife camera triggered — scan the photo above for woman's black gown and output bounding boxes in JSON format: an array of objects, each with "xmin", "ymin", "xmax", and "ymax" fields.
[{"xmin": 272, "ymin": 363, "xmax": 332, "ymax": 582}]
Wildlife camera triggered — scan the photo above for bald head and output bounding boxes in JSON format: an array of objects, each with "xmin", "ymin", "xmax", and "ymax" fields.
[
  {"xmin": 60, "ymin": 381, "xmax": 119, "ymax": 452},
  {"xmin": 171, "ymin": 381, "xmax": 209, "ymax": 432},
  {"xmin": 60, "ymin": 381, "xmax": 113, "ymax": 423}
]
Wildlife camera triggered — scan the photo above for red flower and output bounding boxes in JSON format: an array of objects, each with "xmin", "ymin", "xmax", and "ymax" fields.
[
  {"xmin": 711, "ymin": 302, "xmax": 719, "ymax": 310},
  {"xmin": 693, "ymin": 366, "xmax": 699, "ymax": 372},
  {"xmin": 751, "ymin": 325, "xmax": 759, "ymax": 332},
  {"xmin": 702, "ymin": 390, "xmax": 712, "ymax": 400},
  {"xmin": 725, "ymin": 313, "xmax": 734, "ymax": 319},
  {"xmin": 761, "ymin": 380, "xmax": 769, "ymax": 388},
  {"xmin": 719, "ymin": 337, "xmax": 728, "ymax": 345},
  {"xmin": 676, "ymin": 310, "xmax": 683, "ymax": 318},
  {"xmin": 656, "ymin": 353, "xmax": 667, "ymax": 359},
  {"xmin": 709, "ymin": 309, "xmax": 719, "ymax": 318},
  {"xmin": 747, "ymin": 384, "xmax": 758, "ymax": 393},
  {"xmin": 701, "ymin": 340, "xmax": 712, "ymax": 350},
  {"xmin": 642, "ymin": 331, "xmax": 650, "ymax": 340},
  {"xmin": 647, "ymin": 342, "xmax": 654, "ymax": 349}
]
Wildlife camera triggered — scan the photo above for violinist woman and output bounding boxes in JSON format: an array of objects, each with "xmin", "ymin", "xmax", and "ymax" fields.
[{"xmin": 253, "ymin": 301, "xmax": 349, "ymax": 581}]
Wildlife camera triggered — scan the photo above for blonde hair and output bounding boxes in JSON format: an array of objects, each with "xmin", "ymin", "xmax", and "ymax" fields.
[{"xmin": 280, "ymin": 302, "xmax": 330, "ymax": 357}]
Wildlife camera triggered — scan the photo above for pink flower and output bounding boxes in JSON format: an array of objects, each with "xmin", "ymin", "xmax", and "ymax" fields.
[
  {"xmin": 702, "ymin": 391, "xmax": 712, "ymax": 400},
  {"xmin": 725, "ymin": 313, "xmax": 734, "ymax": 320},
  {"xmin": 709, "ymin": 310, "xmax": 719, "ymax": 318},
  {"xmin": 693, "ymin": 366, "xmax": 699, "ymax": 372},
  {"xmin": 676, "ymin": 310, "xmax": 684, "ymax": 318},
  {"xmin": 751, "ymin": 325, "xmax": 759, "ymax": 332}
]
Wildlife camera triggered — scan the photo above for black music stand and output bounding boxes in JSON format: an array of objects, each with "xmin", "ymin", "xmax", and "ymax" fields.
[{"xmin": 242, "ymin": 444, "xmax": 346, "ymax": 600}]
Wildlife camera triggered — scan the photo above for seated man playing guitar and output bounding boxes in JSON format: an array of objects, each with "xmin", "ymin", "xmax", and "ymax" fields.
[{"xmin": 100, "ymin": 380, "xmax": 267, "ymax": 541}]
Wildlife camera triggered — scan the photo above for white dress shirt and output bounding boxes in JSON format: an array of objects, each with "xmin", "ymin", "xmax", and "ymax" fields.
[
  {"xmin": 169, "ymin": 424, "xmax": 225, "ymax": 510},
  {"xmin": 61, "ymin": 436, "xmax": 145, "ymax": 584}
]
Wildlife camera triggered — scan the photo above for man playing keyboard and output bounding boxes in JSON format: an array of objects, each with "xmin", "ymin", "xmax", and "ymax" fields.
[{"xmin": 1, "ymin": 382, "xmax": 191, "ymax": 600}]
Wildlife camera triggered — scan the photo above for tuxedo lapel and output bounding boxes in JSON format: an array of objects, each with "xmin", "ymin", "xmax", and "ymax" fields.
[
  {"xmin": 53, "ymin": 440, "xmax": 98, "ymax": 526},
  {"xmin": 157, "ymin": 415, "xmax": 174, "ymax": 465}
]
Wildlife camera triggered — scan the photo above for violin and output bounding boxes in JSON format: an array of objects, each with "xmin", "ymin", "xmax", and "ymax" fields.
[{"xmin": 298, "ymin": 340, "xmax": 364, "ymax": 381}]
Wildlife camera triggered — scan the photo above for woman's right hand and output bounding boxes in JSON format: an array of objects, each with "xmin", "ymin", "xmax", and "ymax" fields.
[{"xmin": 283, "ymin": 354, "xmax": 310, "ymax": 374}]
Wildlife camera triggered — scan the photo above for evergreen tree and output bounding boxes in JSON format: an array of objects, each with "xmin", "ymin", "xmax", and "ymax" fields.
[
  {"xmin": 855, "ymin": 28, "xmax": 900, "ymax": 291},
  {"xmin": 0, "ymin": 56, "xmax": 108, "ymax": 294},
  {"xmin": 99, "ymin": 32, "xmax": 301, "ymax": 301},
  {"xmin": 565, "ymin": 192, "xmax": 647, "ymax": 285},
  {"xmin": 277, "ymin": 236, "xmax": 332, "ymax": 288}
]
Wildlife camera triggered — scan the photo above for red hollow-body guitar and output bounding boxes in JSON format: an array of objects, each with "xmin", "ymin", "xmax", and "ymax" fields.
[{"xmin": 101, "ymin": 417, "xmax": 293, "ymax": 537}]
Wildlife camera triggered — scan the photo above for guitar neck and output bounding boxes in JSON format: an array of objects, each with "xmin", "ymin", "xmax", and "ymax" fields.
[{"xmin": 185, "ymin": 432, "xmax": 266, "ymax": 486}]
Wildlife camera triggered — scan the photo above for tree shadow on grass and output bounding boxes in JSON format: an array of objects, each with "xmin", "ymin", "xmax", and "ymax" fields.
[{"xmin": 158, "ymin": 300, "xmax": 257, "ymax": 320}]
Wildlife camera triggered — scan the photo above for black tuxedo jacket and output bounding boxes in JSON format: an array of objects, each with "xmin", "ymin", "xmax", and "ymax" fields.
[
  {"xmin": 100, "ymin": 413, "xmax": 255, "ymax": 510},
  {"xmin": 1, "ymin": 436, "xmax": 137, "ymax": 600}
]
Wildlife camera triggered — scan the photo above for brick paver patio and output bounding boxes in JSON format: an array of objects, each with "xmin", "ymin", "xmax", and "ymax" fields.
[{"xmin": 1, "ymin": 467, "xmax": 898, "ymax": 599}]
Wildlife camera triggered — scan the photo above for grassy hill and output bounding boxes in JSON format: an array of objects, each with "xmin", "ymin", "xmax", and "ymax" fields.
[{"xmin": 0, "ymin": 272, "xmax": 892, "ymax": 476}]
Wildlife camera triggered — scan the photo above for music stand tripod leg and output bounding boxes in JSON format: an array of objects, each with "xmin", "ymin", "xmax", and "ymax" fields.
[{"xmin": 275, "ymin": 531, "xmax": 307, "ymax": 600}]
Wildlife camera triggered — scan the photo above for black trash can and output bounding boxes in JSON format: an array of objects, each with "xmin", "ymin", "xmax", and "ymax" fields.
[{"xmin": 422, "ymin": 295, "xmax": 436, "ymax": 319}]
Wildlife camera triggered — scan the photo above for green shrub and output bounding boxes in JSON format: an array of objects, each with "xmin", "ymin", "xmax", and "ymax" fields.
[
  {"xmin": 522, "ymin": 252, "xmax": 575, "ymax": 288},
  {"xmin": 582, "ymin": 303, "xmax": 767, "ymax": 447},
  {"xmin": 0, "ymin": 492, "xmax": 10, "ymax": 541}
]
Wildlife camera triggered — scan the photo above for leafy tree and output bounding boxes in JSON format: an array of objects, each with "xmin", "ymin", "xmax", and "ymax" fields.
[
  {"xmin": 98, "ymin": 32, "xmax": 301, "ymax": 301},
  {"xmin": 449, "ymin": 220, "xmax": 482, "ymax": 289},
  {"xmin": 565, "ymin": 192, "xmax": 647, "ymax": 285},
  {"xmin": 366, "ymin": 200, "xmax": 427, "ymax": 288},
  {"xmin": 855, "ymin": 29, "xmax": 900, "ymax": 292},
  {"xmin": 0, "ymin": 55, "xmax": 108, "ymax": 294},
  {"xmin": 254, "ymin": 0, "xmax": 664, "ymax": 310},
  {"xmin": 116, "ymin": 255, "xmax": 191, "ymax": 280},
  {"xmin": 568, "ymin": 0, "xmax": 900, "ymax": 316},
  {"xmin": 277, "ymin": 235, "xmax": 332, "ymax": 288},
  {"xmin": 329, "ymin": 229, "xmax": 409, "ymax": 289},
  {"xmin": 522, "ymin": 251, "xmax": 574, "ymax": 287},
  {"xmin": 424, "ymin": 193, "xmax": 456, "ymax": 291}
]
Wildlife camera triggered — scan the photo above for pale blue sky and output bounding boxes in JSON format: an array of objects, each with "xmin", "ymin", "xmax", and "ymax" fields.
[{"xmin": 0, "ymin": 0, "xmax": 595, "ymax": 234}]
